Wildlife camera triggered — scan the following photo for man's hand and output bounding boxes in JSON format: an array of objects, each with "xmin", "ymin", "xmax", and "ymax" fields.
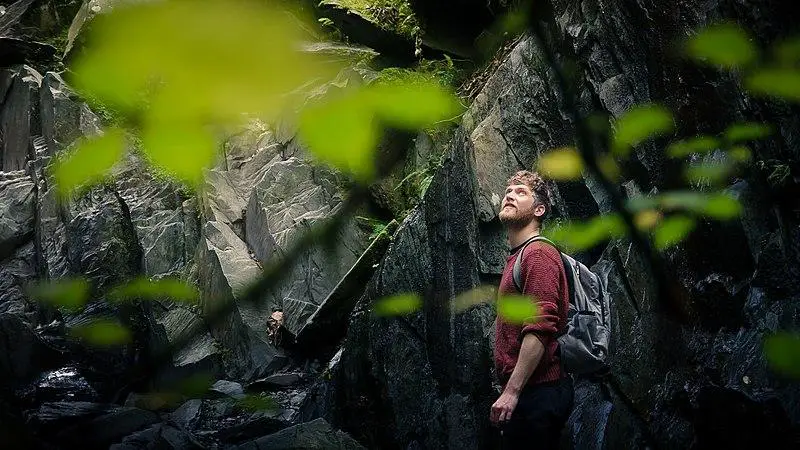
[{"xmin": 490, "ymin": 389, "xmax": 519, "ymax": 425}]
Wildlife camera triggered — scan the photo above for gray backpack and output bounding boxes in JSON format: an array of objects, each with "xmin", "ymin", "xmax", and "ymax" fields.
[{"xmin": 512, "ymin": 236, "xmax": 612, "ymax": 375}]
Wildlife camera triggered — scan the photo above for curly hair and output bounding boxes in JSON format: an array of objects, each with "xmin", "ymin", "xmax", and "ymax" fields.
[{"xmin": 506, "ymin": 170, "xmax": 552, "ymax": 221}]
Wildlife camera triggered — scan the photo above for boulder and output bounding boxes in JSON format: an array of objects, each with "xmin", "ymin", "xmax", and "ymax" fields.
[{"xmin": 232, "ymin": 418, "xmax": 366, "ymax": 450}]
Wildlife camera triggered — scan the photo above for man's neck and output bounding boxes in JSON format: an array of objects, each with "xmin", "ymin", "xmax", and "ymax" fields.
[{"xmin": 507, "ymin": 222, "xmax": 541, "ymax": 249}]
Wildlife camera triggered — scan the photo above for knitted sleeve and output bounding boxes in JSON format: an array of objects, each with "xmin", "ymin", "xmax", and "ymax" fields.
[{"xmin": 518, "ymin": 244, "xmax": 562, "ymax": 344}]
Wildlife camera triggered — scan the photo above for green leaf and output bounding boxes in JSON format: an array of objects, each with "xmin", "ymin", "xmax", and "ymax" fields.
[
  {"xmin": 634, "ymin": 209, "xmax": 662, "ymax": 230},
  {"xmin": 746, "ymin": 68, "xmax": 800, "ymax": 102},
  {"xmin": 545, "ymin": 214, "xmax": 625, "ymax": 252},
  {"xmin": 71, "ymin": 320, "xmax": 132, "ymax": 347},
  {"xmin": 598, "ymin": 154, "xmax": 621, "ymax": 181},
  {"xmin": 372, "ymin": 293, "xmax": 422, "ymax": 317},
  {"xmin": 28, "ymin": 278, "xmax": 91, "ymax": 313},
  {"xmin": 367, "ymin": 78, "xmax": 463, "ymax": 130},
  {"xmin": 686, "ymin": 22, "xmax": 757, "ymax": 69},
  {"xmin": 237, "ymin": 394, "xmax": 278, "ymax": 412},
  {"xmin": 141, "ymin": 122, "xmax": 218, "ymax": 188},
  {"xmin": 773, "ymin": 36, "xmax": 800, "ymax": 65},
  {"xmin": 724, "ymin": 122, "xmax": 772, "ymax": 143},
  {"xmin": 53, "ymin": 127, "xmax": 126, "ymax": 199},
  {"xmin": 537, "ymin": 147, "xmax": 584, "ymax": 180},
  {"xmin": 684, "ymin": 160, "xmax": 735, "ymax": 185},
  {"xmin": 452, "ymin": 285, "xmax": 496, "ymax": 313},
  {"xmin": 763, "ymin": 332, "xmax": 800, "ymax": 379},
  {"xmin": 653, "ymin": 215, "xmax": 695, "ymax": 250},
  {"xmin": 109, "ymin": 277, "xmax": 199, "ymax": 304},
  {"xmin": 497, "ymin": 295, "xmax": 539, "ymax": 325},
  {"xmin": 728, "ymin": 146, "xmax": 752, "ymax": 163},
  {"xmin": 612, "ymin": 104, "xmax": 674, "ymax": 156},
  {"xmin": 298, "ymin": 92, "xmax": 379, "ymax": 183},
  {"xmin": 656, "ymin": 191, "xmax": 742, "ymax": 219},
  {"xmin": 666, "ymin": 136, "xmax": 720, "ymax": 158},
  {"xmin": 702, "ymin": 192, "xmax": 743, "ymax": 219}
]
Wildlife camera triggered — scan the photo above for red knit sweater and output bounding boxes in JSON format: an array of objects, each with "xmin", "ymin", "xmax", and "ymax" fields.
[{"xmin": 494, "ymin": 240, "xmax": 570, "ymax": 387}]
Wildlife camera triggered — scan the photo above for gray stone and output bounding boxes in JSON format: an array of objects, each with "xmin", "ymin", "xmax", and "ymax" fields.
[
  {"xmin": 113, "ymin": 153, "xmax": 194, "ymax": 277},
  {"xmin": 0, "ymin": 170, "xmax": 35, "ymax": 261},
  {"xmin": 293, "ymin": 219, "xmax": 399, "ymax": 356},
  {"xmin": 209, "ymin": 380, "xmax": 245, "ymax": 400},
  {"xmin": 233, "ymin": 418, "xmax": 365, "ymax": 450},
  {"xmin": 170, "ymin": 399, "xmax": 202, "ymax": 429},
  {"xmin": 158, "ymin": 307, "xmax": 222, "ymax": 378},
  {"xmin": 245, "ymin": 156, "xmax": 370, "ymax": 336},
  {"xmin": 0, "ymin": 65, "xmax": 41, "ymax": 172},
  {"xmin": 197, "ymin": 219, "xmax": 282, "ymax": 381},
  {"xmin": 110, "ymin": 423, "xmax": 199, "ymax": 450},
  {"xmin": 39, "ymin": 72, "xmax": 98, "ymax": 157},
  {"xmin": 64, "ymin": 187, "xmax": 142, "ymax": 291}
]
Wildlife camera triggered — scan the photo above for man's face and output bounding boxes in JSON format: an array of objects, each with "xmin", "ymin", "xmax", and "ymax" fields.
[{"xmin": 498, "ymin": 183, "xmax": 541, "ymax": 227}]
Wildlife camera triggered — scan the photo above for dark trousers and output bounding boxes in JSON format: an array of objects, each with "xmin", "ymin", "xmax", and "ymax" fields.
[{"xmin": 501, "ymin": 377, "xmax": 574, "ymax": 450}]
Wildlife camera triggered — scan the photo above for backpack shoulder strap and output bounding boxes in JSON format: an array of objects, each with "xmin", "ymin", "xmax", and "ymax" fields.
[
  {"xmin": 512, "ymin": 236, "xmax": 576, "ymax": 309},
  {"xmin": 512, "ymin": 235, "xmax": 560, "ymax": 292}
]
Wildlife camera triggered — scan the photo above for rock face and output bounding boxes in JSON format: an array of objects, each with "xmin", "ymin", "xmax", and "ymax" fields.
[{"xmin": 323, "ymin": 1, "xmax": 800, "ymax": 450}]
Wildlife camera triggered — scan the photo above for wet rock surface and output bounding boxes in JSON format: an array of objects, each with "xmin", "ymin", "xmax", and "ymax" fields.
[{"xmin": 1, "ymin": 0, "xmax": 799, "ymax": 448}]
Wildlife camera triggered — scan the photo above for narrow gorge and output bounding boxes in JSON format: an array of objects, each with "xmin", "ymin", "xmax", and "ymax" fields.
[{"xmin": 1, "ymin": 0, "xmax": 798, "ymax": 449}]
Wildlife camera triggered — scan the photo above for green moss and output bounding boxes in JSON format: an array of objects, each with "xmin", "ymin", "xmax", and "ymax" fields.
[{"xmin": 320, "ymin": 0, "xmax": 419, "ymax": 39}]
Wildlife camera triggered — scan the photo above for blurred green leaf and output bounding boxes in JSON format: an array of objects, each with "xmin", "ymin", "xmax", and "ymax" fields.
[
  {"xmin": 685, "ymin": 160, "xmax": 735, "ymax": 185},
  {"xmin": 53, "ymin": 127, "xmax": 126, "ymax": 199},
  {"xmin": 728, "ymin": 145, "xmax": 752, "ymax": 163},
  {"xmin": 657, "ymin": 191, "xmax": 742, "ymax": 219},
  {"xmin": 598, "ymin": 154, "xmax": 621, "ymax": 182},
  {"xmin": 237, "ymin": 394, "xmax": 278, "ymax": 412},
  {"xmin": 497, "ymin": 295, "xmax": 539, "ymax": 325},
  {"xmin": 109, "ymin": 277, "xmax": 199, "ymax": 304},
  {"xmin": 686, "ymin": 22, "xmax": 757, "ymax": 69},
  {"xmin": 70, "ymin": 0, "xmax": 340, "ymax": 120},
  {"xmin": 537, "ymin": 147, "xmax": 584, "ymax": 180},
  {"xmin": 452, "ymin": 285, "xmax": 496, "ymax": 313},
  {"xmin": 175, "ymin": 373, "xmax": 216, "ymax": 397},
  {"xmin": 634, "ymin": 209, "xmax": 662, "ymax": 230},
  {"xmin": 545, "ymin": 214, "xmax": 625, "ymax": 252},
  {"xmin": 28, "ymin": 278, "xmax": 91, "ymax": 313},
  {"xmin": 746, "ymin": 68, "xmax": 800, "ymax": 102},
  {"xmin": 653, "ymin": 215, "xmax": 695, "ymax": 250},
  {"xmin": 774, "ymin": 36, "xmax": 800, "ymax": 65},
  {"xmin": 724, "ymin": 122, "xmax": 772, "ymax": 143},
  {"xmin": 372, "ymin": 293, "xmax": 422, "ymax": 317},
  {"xmin": 71, "ymin": 320, "xmax": 132, "ymax": 347},
  {"xmin": 763, "ymin": 332, "xmax": 800, "ymax": 379},
  {"xmin": 702, "ymin": 192, "xmax": 743, "ymax": 219},
  {"xmin": 368, "ymin": 77, "xmax": 463, "ymax": 130},
  {"xmin": 298, "ymin": 91, "xmax": 379, "ymax": 183},
  {"xmin": 612, "ymin": 104, "xmax": 674, "ymax": 156},
  {"xmin": 667, "ymin": 136, "xmax": 720, "ymax": 158},
  {"xmin": 140, "ymin": 122, "xmax": 218, "ymax": 188}
]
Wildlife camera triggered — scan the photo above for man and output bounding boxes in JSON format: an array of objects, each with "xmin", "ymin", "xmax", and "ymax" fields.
[{"xmin": 490, "ymin": 170, "xmax": 574, "ymax": 449}]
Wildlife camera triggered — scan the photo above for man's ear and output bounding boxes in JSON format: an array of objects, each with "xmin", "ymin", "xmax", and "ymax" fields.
[{"xmin": 533, "ymin": 203, "xmax": 546, "ymax": 218}]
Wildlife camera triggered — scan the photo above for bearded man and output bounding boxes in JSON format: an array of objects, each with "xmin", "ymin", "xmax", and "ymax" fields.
[{"xmin": 490, "ymin": 170, "xmax": 574, "ymax": 449}]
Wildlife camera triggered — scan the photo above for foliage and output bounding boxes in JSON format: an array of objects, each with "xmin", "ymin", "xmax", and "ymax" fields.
[
  {"xmin": 34, "ymin": 0, "xmax": 800, "ymax": 412},
  {"xmin": 319, "ymin": 0, "xmax": 420, "ymax": 39}
]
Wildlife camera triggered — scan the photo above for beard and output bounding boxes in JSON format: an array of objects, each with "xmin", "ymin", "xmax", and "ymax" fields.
[{"xmin": 498, "ymin": 205, "xmax": 537, "ymax": 229}]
